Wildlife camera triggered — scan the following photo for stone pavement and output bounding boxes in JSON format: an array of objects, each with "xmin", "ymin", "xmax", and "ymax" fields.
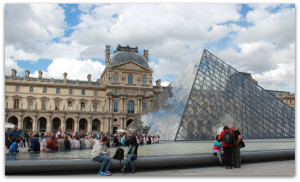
[{"xmin": 72, "ymin": 160, "xmax": 295, "ymax": 177}]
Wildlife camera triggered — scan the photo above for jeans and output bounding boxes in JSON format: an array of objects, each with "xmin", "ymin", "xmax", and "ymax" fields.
[
  {"xmin": 124, "ymin": 154, "xmax": 137, "ymax": 171},
  {"xmin": 93, "ymin": 155, "xmax": 111, "ymax": 172},
  {"xmin": 223, "ymin": 146, "xmax": 233, "ymax": 167},
  {"xmin": 213, "ymin": 150, "xmax": 224, "ymax": 162}
]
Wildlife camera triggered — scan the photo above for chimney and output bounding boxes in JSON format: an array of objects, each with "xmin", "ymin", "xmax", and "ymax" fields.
[
  {"xmin": 11, "ymin": 69, "xmax": 17, "ymax": 78},
  {"xmin": 87, "ymin": 74, "xmax": 92, "ymax": 83},
  {"xmin": 156, "ymin": 79, "xmax": 161, "ymax": 87},
  {"xmin": 38, "ymin": 70, "xmax": 43, "ymax": 80},
  {"xmin": 105, "ymin": 45, "xmax": 110, "ymax": 65},
  {"xmin": 63, "ymin": 72, "xmax": 67, "ymax": 82},
  {"xmin": 25, "ymin": 70, "xmax": 30, "ymax": 78},
  {"xmin": 143, "ymin": 49, "xmax": 149, "ymax": 62}
]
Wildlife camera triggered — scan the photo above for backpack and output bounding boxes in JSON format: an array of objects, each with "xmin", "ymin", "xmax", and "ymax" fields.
[
  {"xmin": 223, "ymin": 131, "xmax": 234, "ymax": 145},
  {"xmin": 113, "ymin": 148, "xmax": 124, "ymax": 160},
  {"xmin": 113, "ymin": 148, "xmax": 124, "ymax": 167}
]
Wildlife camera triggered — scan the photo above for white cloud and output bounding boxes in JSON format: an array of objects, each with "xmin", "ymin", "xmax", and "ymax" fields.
[
  {"xmin": 161, "ymin": 81, "xmax": 170, "ymax": 87},
  {"xmin": 4, "ymin": 58, "xmax": 24, "ymax": 76},
  {"xmin": 31, "ymin": 58, "xmax": 105, "ymax": 81}
]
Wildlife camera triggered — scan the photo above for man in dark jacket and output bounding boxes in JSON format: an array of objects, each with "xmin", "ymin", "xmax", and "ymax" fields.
[
  {"xmin": 230, "ymin": 125, "xmax": 244, "ymax": 168},
  {"xmin": 7, "ymin": 126, "xmax": 19, "ymax": 148},
  {"xmin": 28, "ymin": 134, "xmax": 40, "ymax": 152}
]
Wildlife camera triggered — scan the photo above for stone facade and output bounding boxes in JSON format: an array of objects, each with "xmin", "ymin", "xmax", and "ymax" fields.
[
  {"xmin": 5, "ymin": 45, "xmax": 164, "ymax": 135},
  {"xmin": 267, "ymin": 90, "xmax": 295, "ymax": 109}
]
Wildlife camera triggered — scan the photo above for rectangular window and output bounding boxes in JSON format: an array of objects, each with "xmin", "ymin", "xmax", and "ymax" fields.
[
  {"xmin": 56, "ymin": 88, "xmax": 60, "ymax": 94},
  {"xmin": 114, "ymin": 89, "xmax": 118, "ymax": 95},
  {"xmin": 143, "ymin": 91, "xmax": 146, "ymax": 96},
  {"xmin": 41, "ymin": 100, "xmax": 46, "ymax": 110},
  {"xmin": 142, "ymin": 103, "xmax": 147, "ymax": 111},
  {"xmin": 80, "ymin": 102, "xmax": 85, "ymax": 111},
  {"xmin": 69, "ymin": 89, "xmax": 72, "ymax": 95},
  {"xmin": 82, "ymin": 90, "xmax": 85, "ymax": 95},
  {"xmin": 43, "ymin": 87, "xmax": 47, "ymax": 93},
  {"xmin": 94, "ymin": 90, "xmax": 98, "ymax": 96},
  {"xmin": 113, "ymin": 102, "xmax": 118, "ymax": 112},
  {"xmin": 93, "ymin": 102, "xmax": 97, "ymax": 112},
  {"xmin": 68, "ymin": 101, "xmax": 72, "ymax": 111},
  {"xmin": 16, "ymin": 86, "xmax": 20, "ymax": 92},
  {"xmin": 14, "ymin": 99, "xmax": 19, "ymax": 109},
  {"xmin": 55, "ymin": 101, "xmax": 60, "ymax": 110},
  {"xmin": 29, "ymin": 87, "xmax": 33, "ymax": 92},
  {"xmin": 28, "ymin": 99, "xmax": 33, "ymax": 110}
]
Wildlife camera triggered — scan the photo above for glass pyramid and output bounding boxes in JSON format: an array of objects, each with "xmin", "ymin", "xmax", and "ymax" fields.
[{"xmin": 141, "ymin": 49, "xmax": 295, "ymax": 140}]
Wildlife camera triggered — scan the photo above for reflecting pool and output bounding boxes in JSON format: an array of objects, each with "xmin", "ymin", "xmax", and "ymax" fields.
[{"xmin": 5, "ymin": 138, "xmax": 294, "ymax": 160}]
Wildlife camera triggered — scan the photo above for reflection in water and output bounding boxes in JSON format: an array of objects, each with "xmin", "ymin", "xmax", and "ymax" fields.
[{"xmin": 5, "ymin": 138, "xmax": 295, "ymax": 161}]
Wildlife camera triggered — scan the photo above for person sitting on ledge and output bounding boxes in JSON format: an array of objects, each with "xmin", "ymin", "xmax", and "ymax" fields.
[
  {"xmin": 92, "ymin": 136, "xmax": 112, "ymax": 176},
  {"xmin": 49, "ymin": 135, "xmax": 58, "ymax": 151},
  {"xmin": 213, "ymin": 135, "xmax": 223, "ymax": 165},
  {"xmin": 121, "ymin": 136, "xmax": 139, "ymax": 174},
  {"xmin": 9, "ymin": 138, "xmax": 21, "ymax": 153}
]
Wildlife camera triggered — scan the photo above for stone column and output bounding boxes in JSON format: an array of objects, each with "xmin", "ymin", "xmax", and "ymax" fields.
[
  {"xmin": 123, "ymin": 118, "xmax": 126, "ymax": 129},
  {"xmin": 74, "ymin": 118, "xmax": 79, "ymax": 133},
  {"xmin": 87, "ymin": 119, "xmax": 92, "ymax": 135},
  {"xmin": 17, "ymin": 117, "xmax": 22, "ymax": 130},
  {"xmin": 46, "ymin": 117, "xmax": 51, "ymax": 133},
  {"xmin": 101, "ymin": 117, "xmax": 104, "ymax": 132},
  {"xmin": 120, "ymin": 98, "xmax": 124, "ymax": 112},
  {"xmin": 61, "ymin": 120, "xmax": 66, "ymax": 132},
  {"xmin": 33, "ymin": 117, "xmax": 37, "ymax": 133},
  {"xmin": 109, "ymin": 117, "xmax": 112, "ymax": 133}
]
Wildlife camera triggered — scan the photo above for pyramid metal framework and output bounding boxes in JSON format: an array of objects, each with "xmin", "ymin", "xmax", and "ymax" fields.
[{"xmin": 140, "ymin": 50, "xmax": 295, "ymax": 140}]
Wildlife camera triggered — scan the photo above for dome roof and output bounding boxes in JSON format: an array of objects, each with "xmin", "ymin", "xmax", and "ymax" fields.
[{"xmin": 110, "ymin": 51, "xmax": 149, "ymax": 68}]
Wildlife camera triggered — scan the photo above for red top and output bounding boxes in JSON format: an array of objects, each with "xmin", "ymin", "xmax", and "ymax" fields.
[{"xmin": 218, "ymin": 129, "xmax": 234, "ymax": 147}]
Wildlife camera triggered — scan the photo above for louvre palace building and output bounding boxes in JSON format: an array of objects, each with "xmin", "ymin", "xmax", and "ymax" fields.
[{"xmin": 5, "ymin": 45, "xmax": 164, "ymax": 135}]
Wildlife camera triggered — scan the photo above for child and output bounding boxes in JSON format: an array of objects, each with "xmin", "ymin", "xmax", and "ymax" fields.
[{"xmin": 9, "ymin": 138, "xmax": 21, "ymax": 153}]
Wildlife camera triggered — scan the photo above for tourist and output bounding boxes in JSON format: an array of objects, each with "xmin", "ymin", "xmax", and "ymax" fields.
[
  {"xmin": 121, "ymin": 136, "xmax": 139, "ymax": 173},
  {"xmin": 40, "ymin": 137, "xmax": 49, "ymax": 151},
  {"xmin": 7, "ymin": 125, "xmax": 20, "ymax": 148},
  {"xmin": 113, "ymin": 135, "xmax": 119, "ymax": 146},
  {"xmin": 85, "ymin": 136, "xmax": 91, "ymax": 149},
  {"xmin": 80, "ymin": 136, "xmax": 86, "ymax": 149},
  {"xmin": 64, "ymin": 135, "xmax": 71, "ymax": 150},
  {"xmin": 73, "ymin": 136, "xmax": 81, "ymax": 149},
  {"xmin": 218, "ymin": 126, "xmax": 235, "ymax": 169},
  {"xmin": 147, "ymin": 136, "xmax": 152, "ymax": 144},
  {"xmin": 213, "ymin": 135, "xmax": 223, "ymax": 165},
  {"xmin": 49, "ymin": 135, "xmax": 58, "ymax": 151},
  {"xmin": 28, "ymin": 134, "xmax": 40, "ymax": 152},
  {"xmin": 55, "ymin": 127, "xmax": 65, "ymax": 138},
  {"xmin": 92, "ymin": 136, "xmax": 112, "ymax": 176},
  {"xmin": 120, "ymin": 135, "xmax": 126, "ymax": 146},
  {"xmin": 40, "ymin": 132, "xmax": 45, "ymax": 143},
  {"xmin": 230, "ymin": 125, "xmax": 244, "ymax": 168},
  {"xmin": 57, "ymin": 135, "xmax": 65, "ymax": 151},
  {"xmin": 9, "ymin": 138, "xmax": 21, "ymax": 153}
]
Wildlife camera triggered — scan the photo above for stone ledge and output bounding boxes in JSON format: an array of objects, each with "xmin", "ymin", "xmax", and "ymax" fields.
[{"xmin": 5, "ymin": 149, "xmax": 294, "ymax": 175}]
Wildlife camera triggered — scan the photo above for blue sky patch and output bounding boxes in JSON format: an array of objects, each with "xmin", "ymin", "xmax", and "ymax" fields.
[{"xmin": 16, "ymin": 59, "xmax": 53, "ymax": 76}]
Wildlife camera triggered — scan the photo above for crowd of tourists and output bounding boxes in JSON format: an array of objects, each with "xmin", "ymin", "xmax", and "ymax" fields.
[
  {"xmin": 213, "ymin": 125, "xmax": 245, "ymax": 169},
  {"xmin": 5, "ymin": 126, "xmax": 160, "ymax": 153}
]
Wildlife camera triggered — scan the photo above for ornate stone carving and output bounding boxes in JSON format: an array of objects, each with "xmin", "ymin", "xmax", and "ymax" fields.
[{"xmin": 127, "ymin": 89, "xmax": 137, "ymax": 95}]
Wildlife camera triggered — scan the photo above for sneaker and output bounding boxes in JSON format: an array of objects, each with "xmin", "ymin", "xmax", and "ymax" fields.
[
  {"xmin": 121, "ymin": 167, "xmax": 125, "ymax": 172},
  {"xmin": 97, "ymin": 171, "xmax": 105, "ymax": 176},
  {"xmin": 104, "ymin": 171, "xmax": 112, "ymax": 176},
  {"xmin": 132, "ymin": 170, "xmax": 136, "ymax": 174}
]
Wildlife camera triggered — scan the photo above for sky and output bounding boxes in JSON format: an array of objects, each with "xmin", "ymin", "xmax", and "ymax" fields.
[{"xmin": 4, "ymin": 3, "xmax": 295, "ymax": 92}]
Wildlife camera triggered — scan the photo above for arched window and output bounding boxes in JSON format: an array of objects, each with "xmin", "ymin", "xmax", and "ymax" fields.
[
  {"xmin": 113, "ymin": 73, "xmax": 119, "ymax": 83},
  {"xmin": 128, "ymin": 74, "xmax": 133, "ymax": 84},
  {"xmin": 127, "ymin": 100, "xmax": 134, "ymax": 113},
  {"xmin": 142, "ymin": 75, "xmax": 147, "ymax": 85}
]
